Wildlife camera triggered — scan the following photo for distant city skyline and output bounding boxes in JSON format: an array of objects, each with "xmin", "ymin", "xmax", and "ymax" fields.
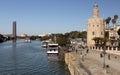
[{"xmin": 0, "ymin": 0, "xmax": 120, "ymax": 35}]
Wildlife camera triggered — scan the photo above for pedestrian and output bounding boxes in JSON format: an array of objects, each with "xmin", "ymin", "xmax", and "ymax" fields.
[
  {"xmin": 108, "ymin": 54, "xmax": 110, "ymax": 60},
  {"xmin": 100, "ymin": 53, "xmax": 103, "ymax": 58},
  {"xmin": 82, "ymin": 55, "xmax": 84, "ymax": 61},
  {"xmin": 115, "ymin": 56, "xmax": 117, "ymax": 59},
  {"xmin": 76, "ymin": 49, "xmax": 77, "ymax": 53},
  {"xmin": 86, "ymin": 49, "xmax": 89, "ymax": 53}
]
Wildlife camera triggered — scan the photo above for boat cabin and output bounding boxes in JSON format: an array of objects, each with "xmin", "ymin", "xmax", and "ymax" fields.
[{"xmin": 47, "ymin": 43, "xmax": 59, "ymax": 56}]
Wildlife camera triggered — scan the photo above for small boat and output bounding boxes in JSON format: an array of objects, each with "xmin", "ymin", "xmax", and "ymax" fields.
[
  {"xmin": 41, "ymin": 40, "xmax": 51, "ymax": 49},
  {"xmin": 25, "ymin": 38, "xmax": 31, "ymax": 43}
]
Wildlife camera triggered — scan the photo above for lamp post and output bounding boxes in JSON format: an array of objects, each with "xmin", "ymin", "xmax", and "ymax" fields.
[{"xmin": 103, "ymin": 46, "xmax": 106, "ymax": 68}]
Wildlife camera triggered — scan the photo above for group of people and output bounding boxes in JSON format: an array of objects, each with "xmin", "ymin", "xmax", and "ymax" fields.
[{"xmin": 100, "ymin": 52, "xmax": 111, "ymax": 60}]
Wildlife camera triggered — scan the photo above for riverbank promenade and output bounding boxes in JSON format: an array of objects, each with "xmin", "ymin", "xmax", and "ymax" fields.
[{"xmin": 65, "ymin": 49, "xmax": 120, "ymax": 75}]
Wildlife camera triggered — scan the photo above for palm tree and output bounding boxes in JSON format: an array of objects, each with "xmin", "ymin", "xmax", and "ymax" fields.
[
  {"xmin": 107, "ymin": 17, "xmax": 111, "ymax": 26},
  {"xmin": 112, "ymin": 19, "xmax": 116, "ymax": 27},
  {"xmin": 105, "ymin": 17, "xmax": 111, "ymax": 28},
  {"xmin": 114, "ymin": 15, "xmax": 118, "ymax": 21},
  {"xmin": 105, "ymin": 18, "xmax": 109, "ymax": 28},
  {"xmin": 114, "ymin": 15, "xmax": 118, "ymax": 26}
]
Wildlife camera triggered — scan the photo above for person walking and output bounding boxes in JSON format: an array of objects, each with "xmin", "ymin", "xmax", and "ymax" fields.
[
  {"xmin": 100, "ymin": 53, "xmax": 103, "ymax": 58},
  {"xmin": 108, "ymin": 54, "xmax": 110, "ymax": 60},
  {"xmin": 86, "ymin": 48, "xmax": 89, "ymax": 53}
]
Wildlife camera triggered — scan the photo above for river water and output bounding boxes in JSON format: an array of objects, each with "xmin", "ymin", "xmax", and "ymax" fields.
[{"xmin": 0, "ymin": 40, "xmax": 68, "ymax": 75}]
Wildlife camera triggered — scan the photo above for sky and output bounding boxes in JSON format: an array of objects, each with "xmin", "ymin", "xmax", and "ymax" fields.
[{"xmin": 0, "ymin": 0, "xmax": 120, "ymax": 35}]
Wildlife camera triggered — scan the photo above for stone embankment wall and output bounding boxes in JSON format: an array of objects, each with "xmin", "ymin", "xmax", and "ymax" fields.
[
  {"xmin": 65, "ymin": 50, "xmax": 120, "ymax": 75},
  {"xmin": 65, "ymin": 52, "xmax": 87, "ymax": 75}
]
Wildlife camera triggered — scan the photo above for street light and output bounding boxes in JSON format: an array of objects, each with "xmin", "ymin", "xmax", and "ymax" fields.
[{"xmin": 103, "ymin": 46, "xmax": 106, "ymax": 68}]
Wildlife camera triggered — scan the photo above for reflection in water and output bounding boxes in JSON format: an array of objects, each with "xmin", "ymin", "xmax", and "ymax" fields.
[
  {"xmin": 12, "ymin": 41, "xmax": 17, "ymax": 74},
  {"xmin": 12, "ymin": 39, "xmax": 16, "ymax": 43},
  {"xmin": 0, "ymin": 40, "xmax": 68, "ymax": 75}
]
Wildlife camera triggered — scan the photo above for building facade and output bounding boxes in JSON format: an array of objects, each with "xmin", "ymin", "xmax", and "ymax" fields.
[
  {"xmin": 105, "ymin": 25, "xmax": 120, "ymax": 46},
  {"xmin": 106, "ymin": 25, "xmax": 120, "ymax": 39},
  {"xmin": 87, "ymin": 3, "xmax": 105, "ymax": 46}
]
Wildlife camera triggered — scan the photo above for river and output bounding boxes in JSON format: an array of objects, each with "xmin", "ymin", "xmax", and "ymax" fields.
[{"xmin": 0, "ymin": 39, "xmax": 68, "ymax": 75}]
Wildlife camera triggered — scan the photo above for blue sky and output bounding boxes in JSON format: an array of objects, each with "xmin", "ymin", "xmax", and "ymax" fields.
[{"xmin": 0, "ymin": 0, "xmax": 120, "ymax": 35}]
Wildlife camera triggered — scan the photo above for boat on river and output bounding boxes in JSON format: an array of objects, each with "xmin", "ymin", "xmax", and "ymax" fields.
[
  {"xmin": 47, "ymin": 43, "xmax": 59, "ymax": 56},
  {"xmin": 41, "ymin": 40, "xmax": 52, "ymax": 49},
  {"xmin": 25, "ymin": 38, "xmax": 31, "ymax": 43}
]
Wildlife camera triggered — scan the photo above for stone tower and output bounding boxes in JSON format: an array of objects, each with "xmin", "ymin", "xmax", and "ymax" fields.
[{"xmin": 87, "ymin": 3, "xmax": 104, "ymax": 46}]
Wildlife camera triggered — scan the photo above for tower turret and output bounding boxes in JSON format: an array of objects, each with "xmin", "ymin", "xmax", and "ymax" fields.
[{"xmin": 93, "ymin": 3, "xmax": 99, "ymax": 18}]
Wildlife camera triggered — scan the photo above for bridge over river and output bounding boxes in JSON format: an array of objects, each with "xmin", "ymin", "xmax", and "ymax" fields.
[{"xmin": 0, "ymin": 39, "xmax": 68, "ymax": 75}]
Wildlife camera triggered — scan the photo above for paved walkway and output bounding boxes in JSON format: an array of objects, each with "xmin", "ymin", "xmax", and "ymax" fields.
[{"xmin": 74, "ymin": 49, "xmax": 120, "ymax": 75}]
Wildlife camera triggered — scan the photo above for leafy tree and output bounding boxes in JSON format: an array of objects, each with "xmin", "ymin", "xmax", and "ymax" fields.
[
  {"xmin": 93, "ymin": 37, "xmax": 109, "ymax": 46},
  {"xmin": 80, "ymin": 31, "xmax": 87, "ymax": 38},
  {"xmin": 67, "ymin": 31, "xmax": 87, "ymax": 39},
  {"xmin": 101, "ymin": 38, "xmax": 109, "ymax": 46},
  {"xmin": 41, "ymin": 31, "xmax": 87, "ymax": 46},
  {"xmin": 57, "ymin": 36, "xmax": 69, "ymax": 46},
  {"xmin": 40, "ymin": 35, "xmax": 52, "ymax": 41},
  {"xmin": 92, "ymin": 37, "xmax": 101, "ymax": 46}
]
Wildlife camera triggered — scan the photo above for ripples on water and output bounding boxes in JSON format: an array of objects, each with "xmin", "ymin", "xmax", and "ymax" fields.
[{"xmin": 0, "ymin": 40, "xmax": 68, "ymax": 75}]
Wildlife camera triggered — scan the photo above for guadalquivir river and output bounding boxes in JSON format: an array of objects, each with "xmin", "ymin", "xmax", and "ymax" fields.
[{"xmin": 0, "ymin": 39, "xmax": 68, "ymax": 75}]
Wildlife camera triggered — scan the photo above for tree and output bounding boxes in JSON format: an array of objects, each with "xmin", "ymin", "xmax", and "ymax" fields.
[
  {"xmin": 40, "ymin": 35, "xmax": 52, "ymax": 41},
  {"xmin": 40, "ymin": 31, "xmax": 87, "ymax": 46},
  {"xmin": 112, "ymin": 19, "xmax": 116, "ymax": 26},
  {"xmin": 105, "ymin": 17, "xmax": 111, "ymax": 27},
  {"xmin": 101, "ymin": 38, "xmax": 109, "ymax": 46},
  {"xmin": 92, "ymin": 37, "xmax": 101, "ymax": 46},
  {"xmin": 114, "ymin": 15, "xmax": 118, "ymax": 21},
  {"xmin": 93, "ymin": 37, "xmax": 109, "ymax": 46},
  {"xmin": 112, "ymin": 15, "xmax": 119, "ymax": 26}
]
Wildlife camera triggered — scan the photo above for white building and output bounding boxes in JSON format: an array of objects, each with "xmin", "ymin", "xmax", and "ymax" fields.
[
  {"xmin": 38, "ymin": 33, "xmax": 52, "ymax": 37},
  {"xmin": 106, "ymin": 25, "xmax": 120, "ymax": 39}
]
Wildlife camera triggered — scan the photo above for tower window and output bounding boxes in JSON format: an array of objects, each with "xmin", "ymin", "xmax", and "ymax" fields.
[
  {"xmin": 97, "ymin": 25, "xmax": 99, "ymax": 27},
  {"xmin": 101, "ymin": 32, "xmax": 103, "ymax": 35},
  {"xmin": 92, "ymin": 32, "xmax": 95, "ymax": 35}
]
